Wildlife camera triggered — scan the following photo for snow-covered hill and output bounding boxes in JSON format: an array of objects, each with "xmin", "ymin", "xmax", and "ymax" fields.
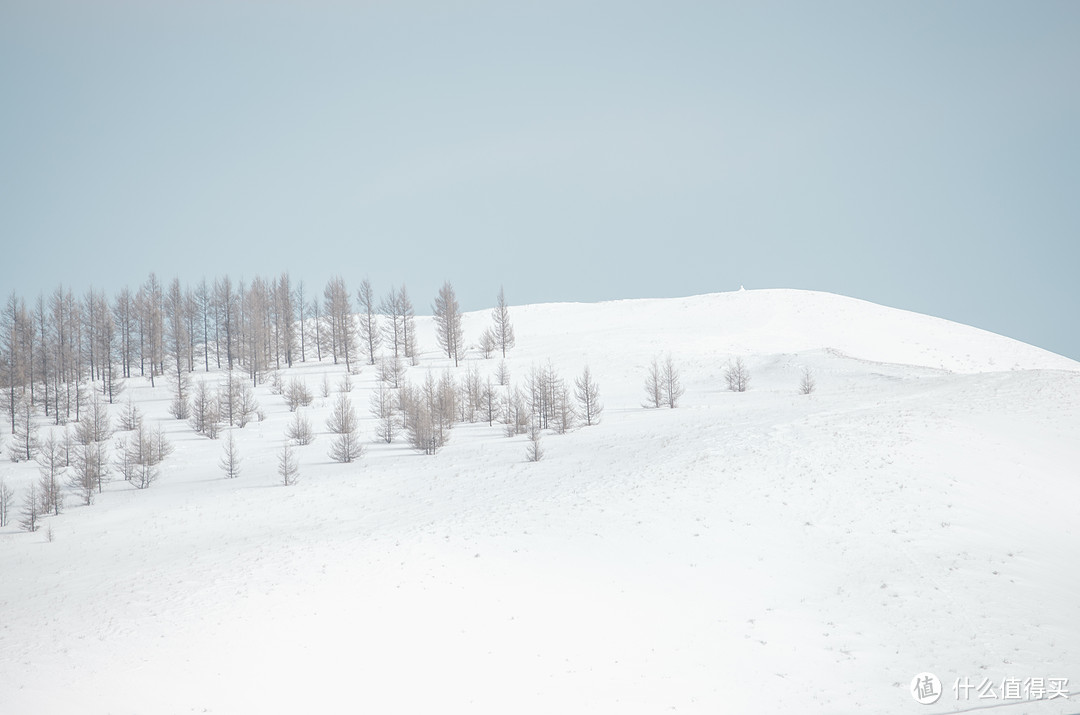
[{"xmin": 1, "ymin": 289, "xmax": 1077, "ymax": 714}]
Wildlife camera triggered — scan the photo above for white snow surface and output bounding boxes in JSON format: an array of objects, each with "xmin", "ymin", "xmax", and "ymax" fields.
[{"xmin": 1, "ymin": 288, "xmax": 1078, "ymax": 714}]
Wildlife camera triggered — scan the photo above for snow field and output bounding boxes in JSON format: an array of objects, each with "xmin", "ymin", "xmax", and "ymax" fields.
[{"xmin": 1, "ymin": 289, "xmax": 1077, "ymax": 713}]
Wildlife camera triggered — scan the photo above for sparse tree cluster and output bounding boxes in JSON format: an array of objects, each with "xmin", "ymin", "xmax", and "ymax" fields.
[
  {"xmin": 322, "ymin": 276, "xmax": 356, "ymax": 372},
  {"xmin": 0, "ymin": 272, "xmax": 303, "ymax": 441},
  {"xmin": 66, "ymin": 392, "xmax": 113, "ymax": 504},
  {"xmin": 220, "ymin": 374, "xmax": 259, "ymax": 428},
  {"xmin": 0, "ymin": 272, "xmax": 777, "ymax": 521},
  {"xmin": 378, "ymin": 285, "xmax": 418, "ymax": 366},
  {"xmin": 524, "ymin": 363, "xmax": 575, "ymax": 432},
  {"xmin": 403, "ymin": 371, "xmax": 454, "ymax": 455},
  {"xmin": 0, "ymin": 275, "xmax": 507, "ymax": 453},
  {"xmin": 115, "ymin": 419, "xmax": 172, "ymax": 490},
  {"xmin": 644, "ymin": 355, "xmax": 685, "ymax": 408}
]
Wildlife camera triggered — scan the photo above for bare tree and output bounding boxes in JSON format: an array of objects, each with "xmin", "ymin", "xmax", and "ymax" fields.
[
  {"xmin": 479, "ymin": 329, "xmax": 496, "ymax": 359},
  {"xmin": 85, "ymin": 287, "xmax": 122, "ymax": 404},
  {"xmin": 72, "ymin": 394, "xmax": 109, "ymax": 444},
  {"xmin": 357, "ymin": 278, "xmax": 381, "ymax": 366},
  {"xmin": 267, "ymin": 370, "xmax": 285, "ymax": 396},
  {"xmin": 496, "ymin": 360, "xmax": 510, "ymax": 387},
  {"xmin": 61, "ymin": 426, "xmax": 74, "ymax": 467},
  {"xmin": 799, "ymin": 366, "xmax": 816, "ymax": 395},
  {"xmin": 552, "ymin": 382, "xmax": 576, "ymax": 434},
  {"xmin": 19, "ymin": 483, "xmax": 40, "ymax": 532},
  {"xmin": 503, "ymin": 385, "xmax": 529, "ymax": 437},
  {"xmin": 113, "ymin": 287, "xmax": 138, "ymax": 380},
  {"xmin": 370, "ymin": 382, "xmax": 399, "ymax": 444},
  {"xmin": 482, "ymin": 376, "xmax": 499, "ymax": 426},
  {"xmin": 10, "ymin": 396, "xmax": 39, "ymax": 461},
  {"xmin": 323, "ymin": 276, "xmax": 356, "ymax": 371},
  {"xmin": 219, "ymin": 430, "xmax": 241, "ymax": 479},
  {"xmin": 189, "ymin": 379, "xmax": 220, "ymax": 438},
  {"xmin": 50, "ymin": 287, "xmax": 81, "ymax": 423},
  {"xmin": 574, "ymin": 365, "xmax": 603, "ymax": 426},
  {"xmin": 194, "ymin": 278, "xmax": 213, "ymax": 371},
  {"xmin": 274, "ymin": 272, "xmax": 296, "ymax": 368},
  {"xmin": 0, "ymin": 478, "xmax": 13, "ymax": 527},
  {"xmin": 432, "ymin": 281, "xmax": 464, "ymax": 366},
  {"xmin": 34, "ymin": 294, "xmax": 53, "ymax": 420},
  {"xmin": 165, "ymin": 278, "xmax": 190, "ymax": 415},
  {"xmin": 132, "ymin": 450, "xmax": 159, "ymax": 489},
  {"xmin": 400, "ymin": 286, "xmax": 418, "ymax": 365},
  {"xmin": 118, "ymin": 396, "xmax": 141, "ymax": 431},
  {"xmin": 278, "ymin": 442, "xmax": 299, "ymax": 486},
  {"xmin": 285, "ymin": 410, "xmax": 315, "ymax": 446},
  {"xmin": 406, "ymin": 371, "xmax": 449, "ymax": 455},
  {"xmin": 326, "ymin": 392, "xmax": 362, "ymax": 463},
  {"xmin": 662, "ymin": 355, "xmax": 685, "ymax": 408},
  {"xmin": 69, "ymin": 440, "xmax": 108, "ymax": 505},
  {"xmin": 151, "ymin": 424, "xmax": 174, "ymax": 466},
  {"xmin": 492, "ymin": 286, "xmax": 515, "ymax": 358},
  {"xmin": 377, "ymin": 356, "xmax": 404, "ymax": 389},
  {"xmin": 113, "ymin": 433, "xmax": 136, "ymax": 483},
  {"xmin": 525, "ymin": 417, "xmax": 543, "ymax": 462},
  {"xmin": 407, "ymin": 400, "xmax": 437, "ymax": 455},
  {"xmin": 725, "ymin": 357, "xmax": 750, "ymax": 393},
  {"xmin": 242, "ymin": 276, "xmax": 270, "ymax": 387},
  {"xmin": 397, "ymin": 381, "xmax": 416, "ymax": 434},
  {"xmin": 437, "ymin": 370, "xmax": 457, "ymax": 432},
  {"xmin": 459, "ymin": 363, "xmax": 483, "ymax": 423},
  {"xmin": 2, "ymin": 292, "xmax": 30, "ymax": 432},
  {"xmin": 116, "ymin": 419, "xmax": 165, "ymax": 489},
  {"xmin": 213, "ymin": 275, "xmax": 237, "ymax": 370},
  {"xmin": 294, "ymin": 279, "xmax": 309, "ymax": 362},
  {"xmin": 309, "ymin": 298, "xmax": 323, "ymax": 363},
  {"xmin": 525, "ymin": 363, "xmax": 562, "ymax": 430},
  {"xmin": 100, "ymin": 304, "xmax": 124, "ymax": 405},
  {"xmin": 337, "ymin": 371, "xmax": 353, "ymax": 394},
  {"xmin": 643, "ymin": 358, "xmax": 663, "ymax": 409},
  {"xmin": 36, "ymin": 433, "xmax": 65, "ymax": 516},
  {"xmin": 138, "ymin": 273, "xmax": 164, "ymax": 387},
  {"xmin": 221, "ymin": 374, "xmax": 259, "ymax": 428},
  {"xmin": 379, "ymin": 286, "xmax": 404, "ymax": 360}
]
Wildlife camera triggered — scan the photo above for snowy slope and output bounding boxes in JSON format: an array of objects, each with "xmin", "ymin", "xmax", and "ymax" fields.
[{"xmin": 1, "ymin": 289, "xmax": 1077, "ymax": 714}]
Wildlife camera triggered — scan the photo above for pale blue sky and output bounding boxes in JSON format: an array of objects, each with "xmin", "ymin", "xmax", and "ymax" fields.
[{"xmin": 2, "ymin": 1, "xmax": 1078, "ymax": 359}]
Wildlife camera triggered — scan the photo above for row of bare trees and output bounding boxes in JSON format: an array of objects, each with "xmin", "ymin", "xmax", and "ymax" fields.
[
  {"xmin": 310, "ymin": 360, "xmax": 605, "ymax": 460},
  {"xmin": 1, "ymin": 275, "xmax": 518, "ymax": 439}
]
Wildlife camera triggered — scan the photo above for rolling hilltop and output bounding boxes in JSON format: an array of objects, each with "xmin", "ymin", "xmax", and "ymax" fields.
[{"xmin": 1, "ymin": 289, "xmax": 1077, "ymax": 714}]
